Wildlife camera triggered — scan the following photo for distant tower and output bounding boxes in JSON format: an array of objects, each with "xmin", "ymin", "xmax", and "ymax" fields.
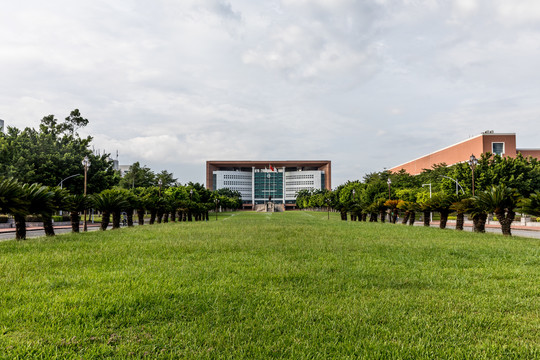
[
  {"xmin": 0, "ymin": 119, "xmax": 4, "ymax": 133},
  {"xmin": 112, "ymin": 150, "xmax": 119, "ymax": 171}
]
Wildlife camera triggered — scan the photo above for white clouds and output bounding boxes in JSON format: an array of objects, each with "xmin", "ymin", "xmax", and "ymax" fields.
[{"xmin": 1, "ymin": 1, "xmax": 540, "ymax": 185}]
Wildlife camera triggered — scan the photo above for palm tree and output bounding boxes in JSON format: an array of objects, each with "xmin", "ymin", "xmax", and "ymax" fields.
[
  {"xmin": 132, "ymin": 187, "xmax": 150, "ymax": 226},
  {"xmin": 0, "ymin": 178, "xmax": 26, "ymax": 238},
  {"xmin": 431, "ymin": 192, "xmax": 456, "ymax": 229},
  {"xmin": 450, "ymin": 199, "xmax": 469, "ymax": 231},
  {"xmin": 417, "ymin": 198, "xmax": 433, "ymax": 227},
  {"xmin": 65, "ymin": 193, "xmax": 91, "ymax": 233},
  {"xmin": 91, "ymin": 189, "xmax": 129, "ymax": 230},
  {"xmin": 41, "ymin": 187, "xmax": 69, "ymax": 236},
  {"xmin": 384, "ymin": 199, "xmax": 399, "ymax": 224},
  {"xmin": 0, "ymin": 177, "xmax": 25, "ymax": 214},
  {"xmin": 458, "ymin": 197, "xmax": 488, "ymax": 233},
  {"xmin": 15, "ymin": 183, "xmax": 54, "ymax": 240},
  {"xmin": 475, "ymin": 185, "xmax": 520, "ymax": 236},
  {"xmin": 520, "ymin": 191, "xmax": 540, "ymax": 217},
  {"xmin": 373, "ymin": 199, "xmax": 388, "ymax": 223}
]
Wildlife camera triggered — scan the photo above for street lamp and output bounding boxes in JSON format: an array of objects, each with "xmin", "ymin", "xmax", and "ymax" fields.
[
  {"xmin": 58, "ymin": 174, "xmax": 81, "ymax": 215},
  {"xmin": 215, "ymin": 198, "xmax": 219, "ymax": 221},
  {"xmin": 158, "ymin": 179, "xmax": 163, "ymax": 197},
  {"xmin": 387, "ymin": 178, "xmax": 392, "ymax": 199},
  {"xmin": 58, "ymin": 174, "xmax": 81, "ymax": 189},
  {"xmin": 468, "ymin": 154, "xmax": 478, "ymax": 196},
  {"xmin": 352, "ymin": 189, "xmax": 356, "ymax": 201},
  {"xmin": 81, "ymin": 156, "xmax": 91, "ymax": 232},
  {"xmin": 439, "ymin": 175, "xmax": 465, "ymax": 196}
]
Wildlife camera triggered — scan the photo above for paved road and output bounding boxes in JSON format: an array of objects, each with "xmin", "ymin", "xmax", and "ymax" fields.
[{"xmin": 0, "ymin": 224, "xmax": 105, "ymax": 241}]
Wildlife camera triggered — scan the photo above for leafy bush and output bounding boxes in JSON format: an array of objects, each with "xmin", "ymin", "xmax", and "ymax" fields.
[
  {"xmin": 0, "ymin": 215, "xmax": 9, "ymax": 223},
  {"xmin": 25, "ymin": 215, "xmax": 43, "ymax": 222}
]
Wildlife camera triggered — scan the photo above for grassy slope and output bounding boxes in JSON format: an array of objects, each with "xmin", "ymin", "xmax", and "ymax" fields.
[{"xmin": 0, "ymin": 211, "xmax": 538, "ymax": 359}]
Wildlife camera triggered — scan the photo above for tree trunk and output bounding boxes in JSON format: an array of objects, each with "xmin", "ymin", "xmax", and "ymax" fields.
[
  {"xmin": 496, "ymin": 209, "xmax": 515, "ymax": 236},
  {"xmin": 127, "ymin": 209, "xmax": 134, "ymax": 227},
  {"xmin": 206, "ymin": 212, "xmax": 209, "ymax": 221},
  {"xmin": 149, "ymin": 210, "xmax": 156, "ymax": 224},
  {"xmin": 369, "ymin": 213, "xmax": 377, "ymax": 222},
  {"xmin": 439, "ymin": 210, "xmax": 449, "ymax": 229},
  {"xmin": 112, "ymin": 210, "xmax": 121, "ymax": 229},
  {"xmin": 473, "ymin": 213, "xmax": 487, "ymax": 233},
  {"xmin": 188, "ymin": 211, "xmax": 193, "ymax": 222},
  {"xmin": 14, "ymin": 214, "xmax": 26, "ymax": 240},
  {"xmin": 137, "ymin": 209, "xmax": 145, "ymax": 225},
  {"xmin": 379, "ymin": 210, "xmax": 386, "ymax": 223},
  {"xmin": 455, "ymin": 212, "xmax": 464, "ymax": 231},
  {"xmin": 408, "ymin": 211, "xmax": 416, "ymax": 226},
  {"xmin": 171, "ymin": 211, "xmax": 176, "ymax": 222},
  {"xmin": 350, "ymin": 214, "xmax": 355, "ymax": 221},
  {"xmin": 402, "ymin": 211, "xmax": 410, "ymax": 225},
  {"xmin": 423, "ymin": 211, "xmax": 430, "ymax": 227},
  {"xmin": 101, "ymin": 211, "xmax": 110, "ymax": 231},
  {"xmin": 43, "ymin": 215, "xmax": 55, "ymax": 236},
  {"xmin": 392, "ymin": 210, "xmax": 398, "ymax": 224},
  {"xmin": 157, "ymin": 209, "xmax": 163, "ymax": 224},
  {"xmin": 361, "ymin": 213, "xmax": 367, "ymax": 222},
  {"xmin": 340, "ymin": 210, "xmax": 347, "ymax": 221},
  {"xmin": 70, "ymin": 211, "xmax": 80, "ymax": 233}
]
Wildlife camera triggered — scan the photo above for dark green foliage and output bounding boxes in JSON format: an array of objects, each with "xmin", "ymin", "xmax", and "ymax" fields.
[
  {"xmin": 0, "ymin": 110, "xmax": 119, "ymax": 194},
  {"xmin": 520, "ymin": 191, "xmax": 540, "ymax": 217}
]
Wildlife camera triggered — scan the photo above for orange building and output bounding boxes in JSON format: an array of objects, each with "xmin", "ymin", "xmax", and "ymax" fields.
[{"xmin": 390, "ymin": 131, "xmax": 540, "ymax": 175}]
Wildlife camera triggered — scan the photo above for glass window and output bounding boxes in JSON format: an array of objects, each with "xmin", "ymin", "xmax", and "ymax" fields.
[{"xmin": 492, "ymin": 142, "xmax": 504, "ymax": 155}]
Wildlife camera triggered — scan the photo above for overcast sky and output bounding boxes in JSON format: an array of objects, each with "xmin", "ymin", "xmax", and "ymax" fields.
[{"xmin": 2, "ymin": 0, "xmax": 540, "ymax": 186}]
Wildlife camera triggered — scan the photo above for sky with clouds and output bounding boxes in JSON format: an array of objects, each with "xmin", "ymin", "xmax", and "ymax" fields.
[{"xmin": 2, "ymin": 0, "xmax": 540, "ymax": 186}]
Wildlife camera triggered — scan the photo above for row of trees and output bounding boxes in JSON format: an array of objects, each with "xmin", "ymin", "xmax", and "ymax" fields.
[
  {"xmin": 0, "ymin": 109, "xmax": 179, "ymax": 195},
  {"xmin": 297, "ymin": 153, "xmax": 540, "ymax": 236},
  {"xmin": 0, "ymin": 177, "xmax": 242, "ymax": 240}
]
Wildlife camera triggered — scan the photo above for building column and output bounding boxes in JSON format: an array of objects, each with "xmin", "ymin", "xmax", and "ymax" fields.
[
  {"xmin": 282, "ymin": 166, "xmax": 286, "ymax": 204},
  {"xmin": 252, "ymin": 166, "xmax": 255, "ymax": 207}
]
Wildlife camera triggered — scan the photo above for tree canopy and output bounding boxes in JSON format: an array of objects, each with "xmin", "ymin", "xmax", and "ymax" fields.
[{"xmin": 0, "ymin": 110, "xmax": 119, "ymax": 194}]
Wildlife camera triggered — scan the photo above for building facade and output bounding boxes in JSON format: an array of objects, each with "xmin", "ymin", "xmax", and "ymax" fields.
[
  {"xmin": 390, "ymin": 131, "xmax": 540, "ymax": 175},
  {"xmin": 206, "ymin": 160, "xmax": 331, "ymax": 209}
]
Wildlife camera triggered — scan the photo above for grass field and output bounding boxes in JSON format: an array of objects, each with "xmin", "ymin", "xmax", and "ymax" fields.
[{"xmin": 0, "ymin": 211, "xmax": 538, "ymax": 359}]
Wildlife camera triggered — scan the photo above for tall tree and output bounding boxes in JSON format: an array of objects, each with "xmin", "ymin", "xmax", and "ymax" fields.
[
  {"xmin": 0, "ymin": 110, "xmax": 118, "ymax": 193},
  {"xmin": 119, "ymin": 162, "xmax": 155, "ymax": 189}
]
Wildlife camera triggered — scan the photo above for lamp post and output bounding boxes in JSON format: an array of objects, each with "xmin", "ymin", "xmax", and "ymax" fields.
[
  {"xmin": 387, "ymin": 178, "xmax": 392, "ymax": 199},
  {"xmin": 215, "ymin": 198, "xmax": 219, "ymax": 221},
  {"xmin": 352, "ymin": 189, "xmax": 356, "ymax": 201},
  {"xmin": 468, "ymin": 154, "xmax": 478, "ymax": 196},
  {"xmin": 58, "ymin": 174, "xmax": 81, "ymax": 215},
  {"xmin": 439, "ymin": 175, "xmax": 465, "ymax": 196},
  {"xmin": 81, "ymin": 156, "xmax": 91, "ymax": 232},
  {"xmin": 58, "ymin": 174, "xmax": 81, "ymax": 189},
  {"xmin": 158, "ymin": 179, "xmax": 163, "ymax": 197}
]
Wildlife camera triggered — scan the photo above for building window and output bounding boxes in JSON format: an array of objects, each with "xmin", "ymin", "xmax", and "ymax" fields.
[{"xmin": 492, "ymin": 142, "xmax": 504, "ymax": 155}]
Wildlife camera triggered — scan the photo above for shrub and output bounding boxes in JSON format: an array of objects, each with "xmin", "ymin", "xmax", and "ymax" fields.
[
  {"xmin": 0, "ymin": 215, "xmax": 9, "ymax": 223},
  {"xmin": 25, "ymin": 215, "xmax": 43, "ymax": 222}
]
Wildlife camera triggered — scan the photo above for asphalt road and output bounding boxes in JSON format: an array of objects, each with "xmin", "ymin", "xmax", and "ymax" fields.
[{"xmin": 0, "ymin": 225, "xmax": 107, "ymax": 241}]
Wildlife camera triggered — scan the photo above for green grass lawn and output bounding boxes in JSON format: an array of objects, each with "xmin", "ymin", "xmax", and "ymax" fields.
[{"xmin": 0, "ymin": 211, "xmax": 538, "ymax": 359}]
